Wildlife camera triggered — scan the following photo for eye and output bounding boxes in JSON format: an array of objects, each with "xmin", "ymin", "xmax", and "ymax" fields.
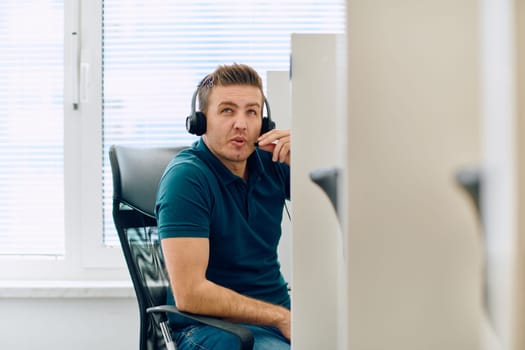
[
  {"xmin": 247, "ymin": 109, "xmax": 258, "ymax": 117},
  {"xmin": 221, "ymin": 107, "xmax": 233, "ymax": 114}
]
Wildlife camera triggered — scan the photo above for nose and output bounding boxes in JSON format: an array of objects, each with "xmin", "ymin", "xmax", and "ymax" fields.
[{"xmin": 233, "ymin": 115, "xmax": 248, "ymax": 131}]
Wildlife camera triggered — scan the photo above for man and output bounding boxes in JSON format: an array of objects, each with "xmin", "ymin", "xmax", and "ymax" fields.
[{"xmin": 156, "ymin": 63, "xmax": 291, "ymax": 349}]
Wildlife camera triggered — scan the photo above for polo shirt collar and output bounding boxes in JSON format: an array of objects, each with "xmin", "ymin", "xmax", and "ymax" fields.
[{"xmin": 195, "ymin": 138, "xmax": 265, "ymax": 185}]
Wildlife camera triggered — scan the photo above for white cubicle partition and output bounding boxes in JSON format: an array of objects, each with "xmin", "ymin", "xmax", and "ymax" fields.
[
  {"xmin": 288, "ymin": 25, "xmax": 484, "ymax": 350},
  {"xmin": 290, "ymin": 33, "xmax": 345, "ymax": 350},
  {"xmin": 344, "ymin": 1, "xmax": 482, "ymax": 349},
  {"xmin": 267, "ymin": 71, "xmax": 293, "ymax": 285}
]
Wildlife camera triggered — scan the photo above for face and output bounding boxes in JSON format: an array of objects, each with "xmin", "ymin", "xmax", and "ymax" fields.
[{"xmin": 202, "ymin": 84, "xmax": 263, "ymax": 175}]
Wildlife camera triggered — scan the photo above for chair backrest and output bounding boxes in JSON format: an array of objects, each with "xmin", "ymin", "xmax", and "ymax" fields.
[{"xmin": 109, "ymin": 145, "xmax": 187, "ymax": 350}]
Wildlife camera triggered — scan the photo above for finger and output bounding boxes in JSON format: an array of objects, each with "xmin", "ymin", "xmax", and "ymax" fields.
[
  {"xmin": 257, "ymin": 142, "xmax": 289, "ymax": 164},
  {"xmin": 257, "ymin": 143, "xmax": 276, "ymax": 154},
  {"xmin": 271, "ymin": 139, "xmax": 290, "ymax": 163},
  {"xmin": 272, "ymin": 140, "xmax": 283, "ymax": 162},
  {"xmin": 279, "ymin": 142, "xmax": 291, "ymax": 163},
  {"xmin": 258, "ymin": 129, "xmax": 290, "ymax": 145}
]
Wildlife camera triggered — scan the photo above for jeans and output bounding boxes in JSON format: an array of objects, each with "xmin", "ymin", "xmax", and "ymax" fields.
[{"xmin": 174, "ymin": 324, "xmax": 290, "ymax": 350}]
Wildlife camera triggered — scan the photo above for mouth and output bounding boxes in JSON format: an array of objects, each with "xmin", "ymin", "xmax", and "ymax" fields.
[{"xmin": 230, "ymin": 136, "xmax": 248, "ymax": 147}]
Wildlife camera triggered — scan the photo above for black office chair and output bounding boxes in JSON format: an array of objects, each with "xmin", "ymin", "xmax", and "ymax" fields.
[{"xmin": 109, "ymin": 145, "xmax": 255, "ymax": 350}]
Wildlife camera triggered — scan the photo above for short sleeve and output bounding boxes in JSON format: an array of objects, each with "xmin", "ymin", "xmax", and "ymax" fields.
[{"xmin": 156, "ymin": 160, "xmax": 213, "ymax": 239}]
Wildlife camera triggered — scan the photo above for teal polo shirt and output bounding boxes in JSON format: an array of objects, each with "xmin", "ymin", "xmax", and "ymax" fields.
[{"xmin": 156, "ymin": 138, "xmax": 290, "ymax": 327}]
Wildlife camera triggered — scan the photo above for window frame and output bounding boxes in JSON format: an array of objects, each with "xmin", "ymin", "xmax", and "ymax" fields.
[
  {"xmin": 77, "ymin": 0, "xmax": 126, "ymax": 269},
  {"xmin": 0, "ymin": 0, "xmax": 128, "ymax": 281}
]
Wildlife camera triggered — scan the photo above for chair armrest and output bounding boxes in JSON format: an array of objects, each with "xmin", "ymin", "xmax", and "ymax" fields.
[{"xmin": 147, "ymin": 305, "xmax": 254, "ymax": 350}]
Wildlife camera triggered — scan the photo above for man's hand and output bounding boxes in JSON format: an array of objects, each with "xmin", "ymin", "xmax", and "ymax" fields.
[
  {"xmin": 274, "ymin": 307, "xmax": 291, "ymax": 340},
  {"xmin": 256, "ymin": 129, "xmax": 291, "ymax": 165}
]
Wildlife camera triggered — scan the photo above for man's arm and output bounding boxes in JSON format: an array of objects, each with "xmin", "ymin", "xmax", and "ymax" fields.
[{"xmin": 161, "ymin": 236, "xmax": 291, "ymax": 340}]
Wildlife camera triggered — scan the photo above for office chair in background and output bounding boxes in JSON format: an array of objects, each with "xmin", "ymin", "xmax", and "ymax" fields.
[{"xmin": 109, "ymin": 145, "xmax": 255, "ymax": 350}]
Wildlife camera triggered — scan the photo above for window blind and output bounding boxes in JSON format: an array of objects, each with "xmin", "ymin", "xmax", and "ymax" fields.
[
  {"xmin": 0, "ymin": 1, "xmax": 65, "ymax": 256},
  {"xmin": 102, "ymin": 0, "xmax": 345, "ymax": 245}
]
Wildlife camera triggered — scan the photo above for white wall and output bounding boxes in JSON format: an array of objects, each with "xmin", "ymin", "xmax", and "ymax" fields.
[
  {"xmin": 0, "ymin": 281, "xmax": 139, "ymax": 350},
  {"xmin": 0, "ymin": 297, "xmax": 138, "ymax": 350}
]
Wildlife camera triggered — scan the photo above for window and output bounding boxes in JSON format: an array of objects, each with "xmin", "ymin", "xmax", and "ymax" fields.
[
  {"xmin": 0, "ymin": 0, "xmax": 65, "ymax": 257},
  {"xmin": 0, "ymin": 0, "xmax": 344, "ymax": 279}
]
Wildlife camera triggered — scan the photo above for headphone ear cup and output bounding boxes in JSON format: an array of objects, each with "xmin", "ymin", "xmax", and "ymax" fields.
[
  {"xmin": 260, "ymin": 116, "xmax": 276, "ymax": 135},
  {"xmin": 186, "ymin": 111, "xmax": 207, "ymax": 136}
]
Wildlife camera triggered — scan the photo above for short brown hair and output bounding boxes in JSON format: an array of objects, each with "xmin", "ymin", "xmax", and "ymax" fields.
[{"xmin": 197, "ymin": 63, "xmax": 264, "ymax": 114}]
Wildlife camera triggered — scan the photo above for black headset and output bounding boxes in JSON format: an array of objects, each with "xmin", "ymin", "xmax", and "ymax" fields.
[{"xmin": 185, "ymin": 85, "xmax": 276, "ymax": 136}]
